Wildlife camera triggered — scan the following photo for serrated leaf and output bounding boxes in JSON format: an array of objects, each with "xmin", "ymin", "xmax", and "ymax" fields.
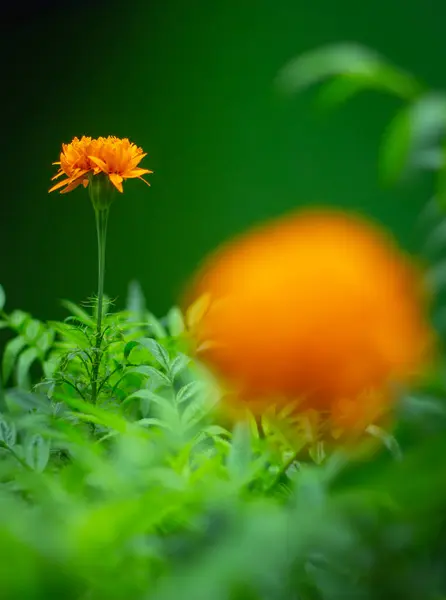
[
  {"xmin": 0, "ymin": 420, "xmax": 16, "ymax": 446},
  {"xmin": 227, "ymin": 422, "xmax": 252, "ymax": 482},
  {"xmin": 166, "ymin": 306, "xmax": 185, "ymax": 337},
  {"xmin": 55, "ymin": 394, "xmax": 127, "ymax": 432},
  {"xmin": 169, "ymin": 353, "xmax": 190, "ymax": 380},
  {"xmin": 181, "ymin": 397, "xmax": 209, "ymax": 430},
  {"xmin": 25, "ymin": 434, "xmax": 50, "ymax": 472},
  {"xmin": 176, "ymin": 381, "xmax": 205, "ymax": 405},
  {"xmin": 380, "ymin": 93, "xmax": 446, "ymax": 184},
  {"xmin": 2, "ymin": 336, "xmax": 26, "ymax": 383},
  {"xmin": 137, "ymin": 338, "xmax": 170, "ymax": 370},
  {"xmin": 16, "ymin": 346, "xmax": 38, "ymax": 389},
  {"xmin": 277, "ymin": 43, "xmax": 421, "ymax": 101},
  {"xmin": 0, "ymin": 285, "xmax": 5, "ymax": 311},
  {"xmin": 49, "ymin": 321, "xmax": 91, "ymax": 349},
  {"xmin": 124, "ymin": 389, "xmax": 169, "ymax": 408},
  {"xmin": 202, "ymin": 425, "xmax": 230, "ymax": 437},
  {"xmin": 125, "ymin": 389, "xmax": 178, "ymax": 422}
]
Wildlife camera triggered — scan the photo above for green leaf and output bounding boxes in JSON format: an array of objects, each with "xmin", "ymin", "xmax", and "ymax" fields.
[
  {"xmin": 16, "ymin": 346, "xmax": 38, "ymax": 389},
  {"xmin": 124, "ymin": 389, "xmax": 169, "ymax": 409},
  {"xmin": 277, "ymin": 43, "xmax": 421, "ymax": 101},
  {"xmin": 136, "ymin": 417, "xmax": 171, "ymax": 430},
  {"xmin": 137, "ymin": 338, "xmax": 170, "ymax": 370},
  {"xmin": 5, "ymin": 389, "xmax": 52, "ymax": 414},
  {"xmin": 8, "ymin": 310, "xmax": 29, "ymax": 330},
  {"xmin": 176, "ymin": 381, "xmax": 204, "ymax": 405},
  {"xmin": 25, "ymin": 434, "xmax": 50, "ymax": 472},
  {"xmin": 169, "ymin": 353, "xmax": 190, "ymax": 380},
  {"xmin": 227, "ymin": 422, "xmax": 252, "ymax": 483},
  {"xmin": 146, "ymin": 312, "xmax": 167, "ymax": 339},
  {"xmin": 61, "ymin": 299, "xmax": 95, "ymax": 327},
  {"xmin": 24, "ymin": 319, "xmax": 41, "ymax": 342},
  {"xmin": 308, "ymin": 441, "xmax": 326, "ymax": 465},
  {"xmin": 123, "ymin": 340, "xmax": 140, "ymax": 360},
  {"xmin": 0, "ymin": 285, "xmax": 5, "ymax": 311},
  {"xmin": 0, "ymin": 420, "xmax": 16, "ymax": 446},
  {"xmin": 48, "ymin": 321, "xmax": 91, "ymax": 349},
  {"xmin": 315, "ymin": 75, "xmax": 369, "ymax": 111},
  {"xmin": 2, "ymin": 336, "xmax": 26, "ymax": 383},
  {"xmin": 35, "ymin": 329, "xmax": 55, "ymax": 355},
  {"xmin": 55, "ymin": 394, "xmax": 128, "ymax": 432},
  {"xmin": 166, "ymin": 306, "xmax": 185, "ymax": 337},
  {"xmin": 380, "ymin": 93, "xmax": 446, "ymax": 184},
  {"xmin": 126, "ymin": 280, "xmax": 146, "ymax": 317}
]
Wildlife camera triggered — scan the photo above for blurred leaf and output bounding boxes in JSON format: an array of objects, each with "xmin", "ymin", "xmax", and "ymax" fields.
[
  {"xmin": 380, "ymin": 93, "xmax": 446, "ymax": 184},
  {"xmin": 227, "ymin": 422, "xmax": 252, "ymax": 483},
  {"xmin": 308, "ymin": 441, "xmax": 326, "ymax": 465},
  {"xmin": 186, "ymin": 293, "xmax": 211, "ymax": 330},
  {"xmin": 146, "ymin": 312, "xmax": 167, "ymax": 339},
  {"xmin": 0, "ymin": 284, "xmax": 5, "ymax": 311},
  {"xmin": 24, "ymin": 434, "xmax": 50, "ymax": 472},
  {"xmin": 16, "ymin": 346, "xmax": 38, "ymax": 390},
  {"xmin": 366, "ymin": 424, "xmax": 402, "ymax": 459},
  {"xmin": 166, "ymin": 307, "xmax": 185, "ymax": 337},
  {"xmin": 126, "ymin": 280, "xmax": 146, "ymax": 317},
  {"xmin": 176, "ymin": 381, "xmax": 204, "ymax": 405},
  {"xmin": 8, "ymin": 310, "xmax": 29, "ymax": 330},
  {"xmin": 2, "ymin": 336, "xmax": 26, "ymax": 383},
  {"xmin": 5, "ymin": 389, "xmax": 52, "ymax": 414},
  {"xmin": 61, "ymin": 299, "xmax": 95, "ymax": 327},
  {"xmin": 277, "ymin": 43, "xmax": 421, "ymax": 101},
  {"xmin": 56, "ymin": 394, "xmax": 128, "ymax": 432}
]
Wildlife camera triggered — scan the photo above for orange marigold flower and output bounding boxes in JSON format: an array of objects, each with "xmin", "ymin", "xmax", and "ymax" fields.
[
  {"xmin": 49, "ymin": 135, "xmax": 152, "ymax": 194},
  {"xmin": 184, "ymin": 209, "xmax": 434, "ymax": 431}
]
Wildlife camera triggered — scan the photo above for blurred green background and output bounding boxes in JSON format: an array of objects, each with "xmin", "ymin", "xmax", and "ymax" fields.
[{"xmin": 1, "ymin": 0, "xmax": 442, "ymax": 320}]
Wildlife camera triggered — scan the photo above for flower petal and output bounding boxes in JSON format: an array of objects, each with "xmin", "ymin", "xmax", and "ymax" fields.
[
  {"xmin": 108, "ymin": 172, "xmax": 124, "ymax": 193},
  {"xmin": 49, "ymin": 178, "xmax": 71, "ymax": 193},
  {"xmin": 88, "ymin": 155, "xmax": 109, "ymax": 173},
  {"xmin": 125, "ymin": 168, "xmax": 153, "ymax": 179},
  {"xmin": 60, "ymin": 177, "xmax": 86, "ymax": 194}
]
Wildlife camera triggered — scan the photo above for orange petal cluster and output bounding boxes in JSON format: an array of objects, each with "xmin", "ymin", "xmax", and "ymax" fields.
[
  {"xmin": 185, "ymin": 209, "xmax": 434, "ymax": 431},
  {"xmin": 49, "ymin": 136, "xmax": 152, "ymax": 194}
]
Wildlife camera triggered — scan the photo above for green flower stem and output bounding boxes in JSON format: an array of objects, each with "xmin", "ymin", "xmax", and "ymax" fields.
[{"xmin": 91, "ymin": 207, "xmax": 109, "ymax": 404}]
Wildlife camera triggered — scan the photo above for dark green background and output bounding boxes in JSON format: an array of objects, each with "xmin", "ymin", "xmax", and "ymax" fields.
[{"xmin": 1, "ymin": 0, "xmax": 442, "ymax": 321}]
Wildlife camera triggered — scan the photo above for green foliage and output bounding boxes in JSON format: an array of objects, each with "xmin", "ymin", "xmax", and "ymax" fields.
[
  {"xmin": 3, "ymin": 42, "xmax": 446, "ymax": 599},
  {"xmin": 0, "ymin": 277, "xmax": 445, "ymax": 599}
]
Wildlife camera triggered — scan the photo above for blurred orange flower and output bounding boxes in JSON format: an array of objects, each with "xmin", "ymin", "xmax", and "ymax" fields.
[
  {"xmin": 185, "ymin": 209, "xmax": 434, "ymax": 433},
  {"xmin": 49, "ymin": 136, "xmax": 152, "ymax": 194}
]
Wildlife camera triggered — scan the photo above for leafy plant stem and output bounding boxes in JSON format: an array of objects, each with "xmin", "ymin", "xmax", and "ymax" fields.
[{"xmin": 91, "ymin": 207, "xmax": 109, "ymax": 404}]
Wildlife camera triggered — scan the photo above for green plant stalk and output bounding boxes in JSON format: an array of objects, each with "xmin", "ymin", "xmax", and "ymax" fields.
[{"xmin": 91, "ymin": 207, "xmax": 109, "ymax": 404}]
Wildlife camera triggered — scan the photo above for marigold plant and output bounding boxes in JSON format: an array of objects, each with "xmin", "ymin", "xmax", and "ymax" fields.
[
  {"xmin": 49, "ymin": 135, "xmax": 152, "ymax": 194},
  {"xmin": 185, "ymin": 208, "xmax": 434, "ymax": 433}
]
